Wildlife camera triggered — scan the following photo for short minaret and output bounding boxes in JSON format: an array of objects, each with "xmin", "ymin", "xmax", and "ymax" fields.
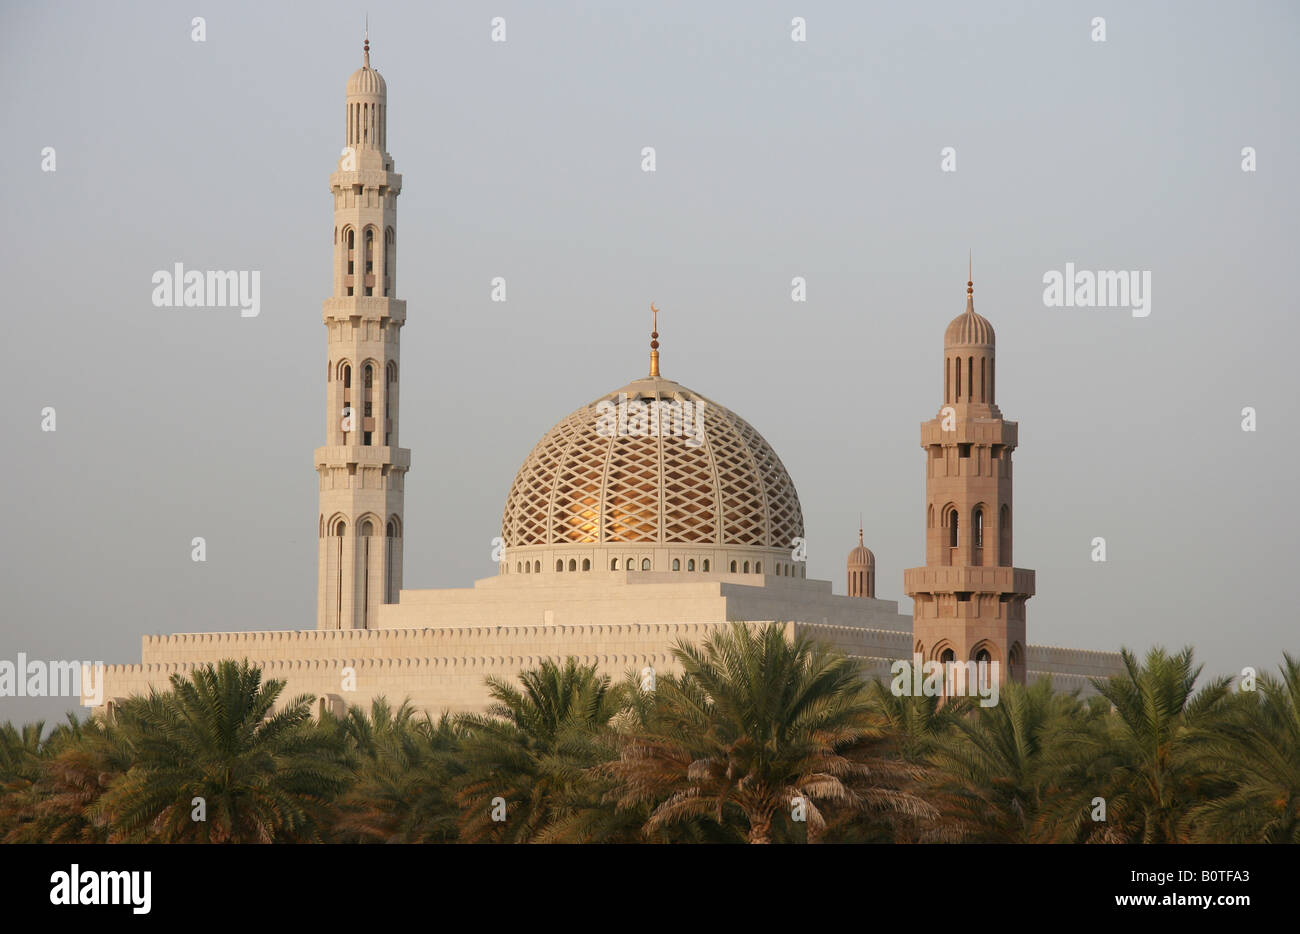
[
  {"xmin": 316, "ymin": 33, "xmax": 410, "ymax": 630},
  {"xmin": 904, "ymin": 269, "xmax": 1034, "ymax": 683},
  {"xmin": 847, "ymin": 525, "xmax": 875, "ymax": 598}
]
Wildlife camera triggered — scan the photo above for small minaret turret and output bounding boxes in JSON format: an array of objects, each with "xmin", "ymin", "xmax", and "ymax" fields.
[{"xmin": 847, "ymin": 524, "xmax": 875, "ymax": 598}]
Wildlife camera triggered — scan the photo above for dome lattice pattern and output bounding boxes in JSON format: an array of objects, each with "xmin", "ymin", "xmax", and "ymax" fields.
[{"xmin": 502, "ymin": 379, "xmax": 804, "ymax": 550}]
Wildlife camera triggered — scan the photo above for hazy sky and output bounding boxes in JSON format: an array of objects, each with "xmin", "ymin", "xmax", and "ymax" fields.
[{"xmin": 3, "ymin": 0, "xmax": 1297, "ymax": 725}]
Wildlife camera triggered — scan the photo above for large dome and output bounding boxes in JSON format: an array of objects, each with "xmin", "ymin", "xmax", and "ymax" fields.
[{"xmin": 501, "ymin": 376, "xmax": 804, "ymax": 551}]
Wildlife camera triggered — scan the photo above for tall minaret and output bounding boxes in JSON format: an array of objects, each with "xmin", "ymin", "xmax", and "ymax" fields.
[
  {"xmin": 904, "ymin": 268, "xmax": 1034, "ymax": 684},
  {"xmin": 315, "ymin": 32, "xmax": 409, "ymax": 630}
]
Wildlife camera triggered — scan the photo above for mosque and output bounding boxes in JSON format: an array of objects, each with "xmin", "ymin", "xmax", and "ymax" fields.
[{"xmin": 90, "ymin": 39, "xmax": 1123, "ymax": 716}]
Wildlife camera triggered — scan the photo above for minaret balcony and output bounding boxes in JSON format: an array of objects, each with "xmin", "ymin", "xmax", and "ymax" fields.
[
  {"xmin": 314, "ymin": 445, "xmax": 411, "ymax": 470},
  {"xmin": 322, "ymin": 296, "xmax": 406, "ymax": 323},
  {"xmin": 904, "ymin": 565, "xmax": 1035, "ymax": 599},
  {"xmin": 920, "ymin": 418, "xmax": 1017, "ymax": 448}
]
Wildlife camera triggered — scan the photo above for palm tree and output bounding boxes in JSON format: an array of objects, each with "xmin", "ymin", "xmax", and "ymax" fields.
[
  {"xmin": 1185, "ymin": 653, "xmax": 1300, "ymax": 842},
  {"xmin": 1046, "ymin": 646, "xmax": 1232, "ymax": 843},
  {"xmin": 865, "ymin": 677, "xmax": 968, "ymax": 764},
  {"xmin": 926, "ymin": 677, "xmax": 1098, "ymax": 842},
  {"xmin": 94, "ymin": 660, "xmax": 350, "ymax": 842},
  {"xmin": 0, "ymin": 720, "xmax": 48, "ymax": 842},
  {"xmin": 455, "ymin": 658, "xmax": 627, "ymax": 843},
  {"xmin": 612, "ymin": 622, "xmax": 933, "ymax": 844},
  {"xmin": 21, "ymin": 713, "xmax": 134, "ymax": 843},
  {"xmin": 330, "ymin": 698, "xmax": 464, "ymax": 843}
]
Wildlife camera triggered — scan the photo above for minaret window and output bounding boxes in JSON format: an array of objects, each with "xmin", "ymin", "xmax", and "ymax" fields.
[
  {"xmin": 968, "ymin": 356, "xmax": 974, "ymax": 399},
  {"xmin": 364, "ymin": 229, "xmax": 374, "ymax": 296},
  {"xmin": 974, "ymin": 508, "xmax": 984, "ymax": 547},
  {"xmin": 980, "ymin": 358, "xmax": 986, "ymax": 402},
  {"xmin": 948, "ymin": 510, "xmax": 959, "ymax": 548},
  {"xmin": 384, "ymin": 228, "xmax": 394, "ymax": 296},
  {"xmin": 672, "ymin": 558, "xmax": 680, "ymax": 571},
  {"xmin": 975, "ymin": 648, "xmax": 993, "ymax": 692},
  {"xmin": 702, "ymin": 560, "xmax": 710, "ymax": 572},
  {"xmin": 687, "ymin": 559, "xmax": 695, "ymax": 571},
  {"xmin": 955, "ymin": 357, "xmax": 962, "ymax": 401}
]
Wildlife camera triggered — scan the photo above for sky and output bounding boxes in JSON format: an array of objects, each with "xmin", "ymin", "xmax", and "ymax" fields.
[{"xmin": 2, "ymin": 0, "xmax": 1297, "ymax": 725}]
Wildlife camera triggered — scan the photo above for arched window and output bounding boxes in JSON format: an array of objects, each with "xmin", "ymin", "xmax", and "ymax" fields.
[
  {"xmin": 948, "ymin": 510, "xmax": 959, "ymax": 548},
  {"xmin": 556, "ymin": 560, "xmax": 564, "ymax": 572},
  {"xmin": 342, "ymin": 364, "xmax": 352, "ymax": 389},
  {"xmin": 945, "ymin": 357, "xmax": 951, "ymax": 403},
  {"xmin": 975, "ymin": 648, "xmax": 993, "ymax": 693},
  {"xmin": 1000, "ymin": 504, "xmax": 1011, "ymax": 565},
  {"xmin": 968, "ymin": 356, "xmax": 974, "ymax": 398},
  {"xmin": 672, "ymin": 558, "xmax": 680, "ymax": 571},
  {"xmin": 533, "ymin": 561, "xmax": 540, "ymax": 573},
  {"xmin": 568, "ymin": 559, "xmax": 577, "ymax": 571},
  {"xmin": 940, "ymin": 648, "xmax": 955, "ymax": 664},
  {"xmin": 384, "ymin": 362, "xmax": 394, "ymax": 446},
  {"xmin": 384, "ymin": 227, "xmax": 394, "ymax": 296},
  {"xmin": 524, "ymin": 561, "xmax": 531, "ymax": 574},
  {"xmin": 955, "ymin": 357, "xmax": 961, "ymax": 401},
  {"xmin": 611, "ymin": 558, "xmax": 619, "ymax": 571},
  {"xmin": 730, "ymin": 560, "xmax": 737, "ymax": 573},
  {"xmin": 364, "ymin": 229, "xmax": 375, "ymax": 295},
  {"xmin": 687, "ymin": 559, "xmax": 695, "ymax": 571},
  {"xmin": 702, "ymin": 560, "xmax": 710, "ymax": 572},
  {"xmin": 582, "ymin": 558, "xmax": 590, "ymax": 571},
  {"xmin": 386, "ymin": 520, "xmax": 395, "ymax": 537},
  {"xmin": 755, "ymin": 562, "xmax": 762, "ymax": 574},
  {"xmin": 517, "ymin": 562, "xmax": 522, "ymax": 573},
  {"xmin": 364, "ymin": 364, "xmax": 373, "ymax": 389},
  {"xmin": 641, "ymin": 558, "xmax": 651, "ymax": 571},
  {"xmin": 980, "ymin": 358, "xmax": 986, "ymax": 402},
  {"xmin": 626, "ymin": 558, "xmax": 634, "ymax": 570},
  {"xmin": 974, "ymin": 508, "xmax": 984, "ymax": 548},
  {"xmin": 743, "ymin": 561, "xmax": 750, "ymax": 573},
  {"xmin": 928, "ymin": 504, "xmax": 935, "ymax": 528},
  {"xmin": 345, "ymin": 228, "xmax": 356, "ymax": 297}
]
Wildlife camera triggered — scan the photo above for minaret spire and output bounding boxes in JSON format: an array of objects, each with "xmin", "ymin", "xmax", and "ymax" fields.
[
  {"xmin": 649, "ymin": 303, "xmax": 661, "ymax": 378},
  {"xmin": 967, "ymin": 251, "xmax": 974, "ymax": 309},
  {"xmin": 363, "ymin": 20, "xmax": 370, "ymax": 67}
]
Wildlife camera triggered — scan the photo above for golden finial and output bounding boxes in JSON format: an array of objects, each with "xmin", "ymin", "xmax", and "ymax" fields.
[
  {"xmin": 649, "ymin": 303, "xmax": 661, "ymax": 377},
  {"xmin": 649, "ymin": 303, "xmax": 661, "ymax": 378},
  {"xmin": 363, "ymin": 17, "xmax": 370, "ymax": 67},
  {"xmin": 858, "ymin": 515, "xmax": 864, "ymax": 546},
  {"xmin": 968, "ymin": 251, "xmax": 973, "ymax": 297}
]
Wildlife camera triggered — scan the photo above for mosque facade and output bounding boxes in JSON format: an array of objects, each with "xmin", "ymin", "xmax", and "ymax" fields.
[{"xmin": 90, "ymin": 42, "xmax": 1123, "ymax": 716}]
